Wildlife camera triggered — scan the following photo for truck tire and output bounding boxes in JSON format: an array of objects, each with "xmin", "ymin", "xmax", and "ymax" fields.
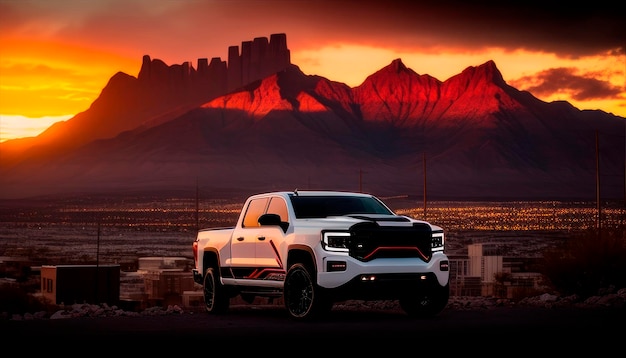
[
  {"xmin": 283, "ymin": 263, "xmax": 331, "ymax": 321},
  {"xmin": 399, "ymin": 283, "xmax": 450, "ymax": 318},
  {"xmin": 203, "ymin": 267, "xmax": 230, "ymax": 314}
]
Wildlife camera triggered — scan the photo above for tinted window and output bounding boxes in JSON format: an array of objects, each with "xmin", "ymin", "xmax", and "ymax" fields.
[
  {"xmin": 267, "ymin": 197, "xmax": 289, "ymax": 222},
  {"xmin": 242, "ymin": 198, "xmax": 269, "ymax": 227}
]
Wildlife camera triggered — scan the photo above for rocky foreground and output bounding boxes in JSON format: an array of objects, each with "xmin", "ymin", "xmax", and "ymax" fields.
[{"xmin": 5, "ymin": 287, "xmax": 625, "ymax": 321}]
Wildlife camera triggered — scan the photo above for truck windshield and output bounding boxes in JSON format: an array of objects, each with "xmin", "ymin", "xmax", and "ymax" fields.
[{"xmin": 289, "ymin": 196, "xmax": 394, "ymax": 219}]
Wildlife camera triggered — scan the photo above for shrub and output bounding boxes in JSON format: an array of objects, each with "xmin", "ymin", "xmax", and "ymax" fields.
[
  {"xmin": 541, "ymin": 227, "xmax": 626, "ymax": 297},
  {"xmin": 0, "ymin": 284, "xmax": 56, "ymax": 316}
]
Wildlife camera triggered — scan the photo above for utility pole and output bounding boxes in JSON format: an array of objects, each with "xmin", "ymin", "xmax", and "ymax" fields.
[
  {"xmin": 195, "ymin": 178, "xmax": 199, "ymax": 232},
  {"xmin": 596, "ymin": 131, "xmax": 601, "ymax": 231},
  {"xmin": 423, "ymin": 152, "xmax": 427, "ymax": 220},
  {"xmin": 95, "ymin": 221, "xmax": 100, "ymax": 303},
  {"xmin": 359, "ymin": 169, "xmax": 363, "ymax": 193}
]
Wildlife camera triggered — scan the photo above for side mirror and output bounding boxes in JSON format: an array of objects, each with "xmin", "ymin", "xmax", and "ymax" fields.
[{"xmin": 258, "ymin": 213, "xmax": 288, "ymax": 233}]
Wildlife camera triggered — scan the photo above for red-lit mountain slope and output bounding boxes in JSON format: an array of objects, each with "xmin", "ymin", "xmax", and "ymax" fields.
[{"xmin": 0, "ymin": 58, "xmax": 623, "ymax": 200}]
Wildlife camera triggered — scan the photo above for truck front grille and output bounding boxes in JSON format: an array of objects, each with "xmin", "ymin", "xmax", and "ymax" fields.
[{"xmin": 348, "ymin": 222, "xmax": 433, "ymax": 262}]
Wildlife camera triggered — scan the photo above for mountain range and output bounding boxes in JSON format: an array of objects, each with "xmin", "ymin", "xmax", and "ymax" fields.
[{"xmin": 1, "ymin": 34, "xmax": 624, "ymax": 201}]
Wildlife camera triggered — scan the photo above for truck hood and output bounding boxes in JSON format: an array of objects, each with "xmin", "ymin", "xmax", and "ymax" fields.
[{"xmin": 302, "ymin": 214, "xmax": 441, "ymax": 231}]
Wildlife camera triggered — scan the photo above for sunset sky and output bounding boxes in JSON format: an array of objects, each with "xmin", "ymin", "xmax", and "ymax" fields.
[{"xmin": 0, "ymin": 0, "xmax": 624, "ymax": 142}]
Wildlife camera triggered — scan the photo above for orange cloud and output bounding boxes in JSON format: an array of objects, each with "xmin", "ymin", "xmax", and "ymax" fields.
[
  {"xmin": 1, "ymin": 38, "xmax": 138, "ymax": 116},
  {"xmin": 511, "ymin": 68, "xmax": 623, "ymax": 101}
]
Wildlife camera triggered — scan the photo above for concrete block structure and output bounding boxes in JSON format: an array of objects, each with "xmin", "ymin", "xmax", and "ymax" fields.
[{"xmin": 40, "ymin": 265, "xmax": 120, "ymax": 305}]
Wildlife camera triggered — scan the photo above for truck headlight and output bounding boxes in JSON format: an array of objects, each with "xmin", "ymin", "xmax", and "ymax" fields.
[
  {"xmin": 431, "ymin": 230, "xmax": 444, "ymax": 252},
  {"xmin": 322, "ymin": 231, "xmax": 351, "ymax": 252}
]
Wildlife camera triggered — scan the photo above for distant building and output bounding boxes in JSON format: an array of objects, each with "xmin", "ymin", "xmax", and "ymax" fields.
[
  {"xmin": 143, "ymin": 270, "xmax": 195, "ymax": 307},
  {"xmin": 449, "ymin": 243, "xmax": 546, "ymax": 299},
  {"xmin": 0, "ymin": 256, "xmax": 33, "ymax": 280},
  {"xmin": 448, "ymin": 254, "xmax": 482, "ymax": 296},
  {"xmin": 40, "ymin": 265, "xmax": 120, "ymax": 305},
  {"xmin": 119, "ymin": 257, "xmax": 195, "ymax": 308}
]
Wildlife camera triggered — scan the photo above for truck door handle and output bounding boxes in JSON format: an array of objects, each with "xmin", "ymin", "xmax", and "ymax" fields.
[
  {"xmin": 258, "ymin": 236, "xmax": 266, "ymax": 241},
  {"xmin": 236, "ymin": 237, "xmax": 244, "ymax": 241}
]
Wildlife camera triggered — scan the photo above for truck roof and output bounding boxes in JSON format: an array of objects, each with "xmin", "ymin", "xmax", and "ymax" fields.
[{"xmin": 251, "ymin": 190, "xmax": 375, "ymax": 198}]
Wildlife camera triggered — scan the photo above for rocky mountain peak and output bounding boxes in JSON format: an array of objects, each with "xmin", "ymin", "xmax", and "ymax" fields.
[
  {"xmin": 471, "ymin": 60, "xmax": 505, "ymax": 86},
  {"xmin": 451, "ymin": 60, "xmax": 507, "ymax": 91},
  {"xmin": 359, "ymin": 58, "xmax": 421, "ymax": 85},
  {"xmin": 384, "ymin": 58, "xmax": 409, "ymax": 74}
]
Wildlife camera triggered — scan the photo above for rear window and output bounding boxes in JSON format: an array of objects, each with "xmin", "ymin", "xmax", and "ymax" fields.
[{"xmin": 289, "ymin": 196, "xmax": 393, "ymax": 218}]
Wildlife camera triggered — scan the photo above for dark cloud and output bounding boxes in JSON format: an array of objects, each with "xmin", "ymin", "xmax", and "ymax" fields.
[
  {"xmin": 510, "ymin": 67, "xmax": 623, "ymax": 101},
  {"xmin": 265, "ymin": 0, "xmax": 626, "ymax": 58},
  {"xmin": 2, "ymin": 0, "xmax": 622, "ymax": 60}
]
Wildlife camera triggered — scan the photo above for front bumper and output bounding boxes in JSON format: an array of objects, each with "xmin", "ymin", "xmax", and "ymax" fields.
[{"xmin": 317, "ymin": 252, "xmax": 449, "ymax": 290}]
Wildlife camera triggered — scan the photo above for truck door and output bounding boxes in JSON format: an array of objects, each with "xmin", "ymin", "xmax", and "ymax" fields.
[
  {"xmin": 231, "ymin": 197, "xmax": 268, "ymax": 268},
  {"xmin": 255, "ymin": 196, "xmax": 288, "ymax": 269}
]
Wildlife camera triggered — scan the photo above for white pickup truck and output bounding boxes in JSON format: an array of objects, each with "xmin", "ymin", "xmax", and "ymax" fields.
[{"xmin": 192, "ymin": 190, "xmax": 450, "ymax": 320}]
